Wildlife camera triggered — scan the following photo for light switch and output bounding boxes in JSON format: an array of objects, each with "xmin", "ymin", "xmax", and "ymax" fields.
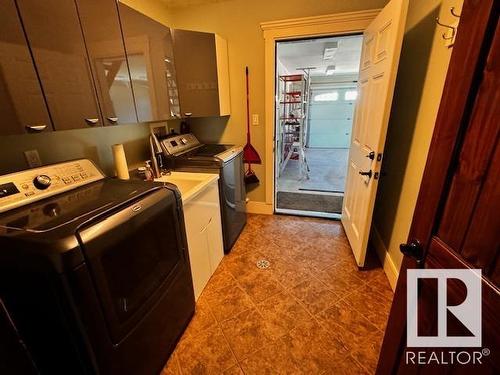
[{"xmin": 252, "ymin": 114, "xmax": 259, "ymax": 126}]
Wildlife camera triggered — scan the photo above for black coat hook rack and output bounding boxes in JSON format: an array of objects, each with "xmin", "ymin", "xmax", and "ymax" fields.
[{"xmin": 436, "ymin": 6, "xmax": 461, "ymax": 47}]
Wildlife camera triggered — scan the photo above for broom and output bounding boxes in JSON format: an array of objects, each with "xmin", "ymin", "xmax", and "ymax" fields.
[{"xmin": 243, "ymin": 66, "xmax": 261, "ymax": 184}]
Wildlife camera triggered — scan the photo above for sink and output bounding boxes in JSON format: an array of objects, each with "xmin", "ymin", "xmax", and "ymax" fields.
[
  {"xmin": 163, "ymin": 178, "xmax": 200, "ymax": 194},
  {"xmin": 155, "ymin": 172, "xmax": 219, "ymax": 203}
]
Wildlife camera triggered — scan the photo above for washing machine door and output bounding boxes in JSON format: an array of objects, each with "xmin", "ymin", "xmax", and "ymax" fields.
[{"xmin": 77, "ymin": 188, "xmax": 189, "ymax": 343}]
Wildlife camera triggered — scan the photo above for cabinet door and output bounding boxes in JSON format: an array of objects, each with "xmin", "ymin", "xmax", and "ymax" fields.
[
  {"xmin": 183, "ymin": 209, "xmax": 212, "ymax": 301},
  {"xmin": 206, "ymin": 217, "xmax": 224, "ymax": 273},
  {"xmin": 117, "ymin": 3, "xmax": 180, "ymax": 122},
  {"xmin": 75, "ymin": 0, "xmax": 138, "ymax": 125},
  {"xmin": 0, "ymin": 0, "xmax": 52, "ymax": 135},
  {"xmin": 172, "ymin": 30, "xmax": 223, "ymax": 117},
  {"xmin": 16, "ymin": 0, "xmax": 102, "ymax": 130}
]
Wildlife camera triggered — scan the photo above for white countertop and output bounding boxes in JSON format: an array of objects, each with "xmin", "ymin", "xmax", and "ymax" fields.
[{"xmin": 155, "ymin": 171, "xmax": 219, "ymax": 203}]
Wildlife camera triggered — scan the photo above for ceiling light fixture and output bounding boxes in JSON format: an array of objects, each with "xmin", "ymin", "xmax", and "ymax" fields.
[
  {"xmin": 323, "ymin": 41, "xmax": 339, "ymax": 60},
  {"xmin": 325, "ymin": 65, "xmax": 336, "ymax": 75}
]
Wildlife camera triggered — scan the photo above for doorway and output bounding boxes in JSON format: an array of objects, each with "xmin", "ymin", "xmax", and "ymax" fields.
[{"xmin": 274, "ymin": 35, "xmax": 363, "ymax": 218}]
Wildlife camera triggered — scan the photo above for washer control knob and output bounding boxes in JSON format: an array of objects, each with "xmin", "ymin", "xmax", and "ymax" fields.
[{"xmin": 33, "ymin": 175, "xmax": 51, "ymax": 190}]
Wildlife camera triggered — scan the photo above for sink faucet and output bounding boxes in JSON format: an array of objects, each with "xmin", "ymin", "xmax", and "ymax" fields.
[{"xmin": 149, "ymin": 133, "xmax": 163, "ymax": 179}]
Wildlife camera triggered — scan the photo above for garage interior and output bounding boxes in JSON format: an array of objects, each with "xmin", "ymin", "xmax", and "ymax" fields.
[{"xmin": 275, "ymin": 35, "xmax": 363, "ymax": 216}]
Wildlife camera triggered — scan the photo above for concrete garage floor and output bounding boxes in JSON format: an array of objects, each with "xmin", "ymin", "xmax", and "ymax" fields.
[{"xmin": 277, "ymin": 148, "xmax": 348, "ymax": 214}]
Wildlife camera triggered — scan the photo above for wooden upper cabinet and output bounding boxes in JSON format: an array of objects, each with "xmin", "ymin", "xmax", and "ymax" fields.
[
  {"xmin": 117, "ymin": 2, "xmax": 180, "ymax": 122},
  {"xmin": 75, "ymin": 0, "xmax": 138, "ymax": 126},
  {"xmin": 15, "ymin": 0, "xmax": 102, "ymax": 130},
  {"xmin": 172, "ymin": 30, "xmax": 230, "ymax": 118},
  {"xmin": 0, "ymin": 0, "xmax": 53, "ymax": 136}
]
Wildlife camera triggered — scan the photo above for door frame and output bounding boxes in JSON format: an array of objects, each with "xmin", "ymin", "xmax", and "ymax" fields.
[{"xmin": 260, "ymin": 9, "xmax": 381, "ymax": 214}]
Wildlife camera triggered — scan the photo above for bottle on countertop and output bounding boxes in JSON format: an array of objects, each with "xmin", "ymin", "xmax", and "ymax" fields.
[{"xmin": 144, "ymin": 161, "xmax": 155, "ymax": 181}]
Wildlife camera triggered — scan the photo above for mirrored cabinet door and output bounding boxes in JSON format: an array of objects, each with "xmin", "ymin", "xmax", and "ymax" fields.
[
  {"xmin": 118, "ymin": 2, "xmax": 180, "ymax": 122},
  {"xmin": 172, "ymin": 30, "xmax": 219, "ymax": 118},
  {"xmin": 75, "ymin": 0, "xmax": 138, "ymax": 126},
  {"xmin": 0, "ymin": 0, "xmax": 53, "ymax": 136},
  {"xmin": 16, "ymin": 0, "xmax": 102, "ymax": 130}
]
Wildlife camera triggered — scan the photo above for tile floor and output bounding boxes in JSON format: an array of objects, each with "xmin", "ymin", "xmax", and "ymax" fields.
[{"xmin": 162, "ymin": 214, "xmax": 393, "ymax": 375}]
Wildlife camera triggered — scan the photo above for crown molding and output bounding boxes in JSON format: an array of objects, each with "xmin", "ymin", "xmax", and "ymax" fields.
[{"xmin": 260, "ymin": 9, "xmax": 381, "ymax": 34}]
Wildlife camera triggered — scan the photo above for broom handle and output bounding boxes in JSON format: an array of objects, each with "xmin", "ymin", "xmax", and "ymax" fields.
[{"xmin": 245, "ymin": 66, "xmax": 251, "ymax": 144}]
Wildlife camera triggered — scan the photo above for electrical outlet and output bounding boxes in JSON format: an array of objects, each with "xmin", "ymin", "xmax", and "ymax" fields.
[
  {"xmin": 24, "ymin": 149, "xmax": 42, "ymax": 168},
  {"xmin": 252, "ymin": 114, "xmax": 259, "ymax": 126}
]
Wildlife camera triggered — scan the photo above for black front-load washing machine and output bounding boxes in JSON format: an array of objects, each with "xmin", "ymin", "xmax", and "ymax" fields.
[{"xmin": 0, "ymin": 159, "xmax": 195, "ymax": 375}]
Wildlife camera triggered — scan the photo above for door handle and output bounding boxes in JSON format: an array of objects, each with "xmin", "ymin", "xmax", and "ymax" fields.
[
  {"xmin": 359, "ymin": 170, "xmax": 372, "ymax": 178},
  {"xmin": 85, "ymin": 118, "xmax": 99, "ymax": 126},
  {"xmin": 366, "ymin": 151, "xmax": 375, "ymax": 160},
  {"xmin": 107, "ymin": 117, "xmax": 118, "ymax": 124},
  {"xmin": 400, "ymin": 240, "xmax": 424, "ymax": 266},
  {"xmin": 25, "ymin": 124, "xmax": 47, "ymax": 132}
]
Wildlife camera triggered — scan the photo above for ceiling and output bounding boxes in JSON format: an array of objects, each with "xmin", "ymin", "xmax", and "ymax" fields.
[
  {"xmin": 160, "ymin": 0, "xmax": 232, "ymax": 8},
  {"xmin": 277, "ymin": 35, "xmax": 363, "ymax": 77}
]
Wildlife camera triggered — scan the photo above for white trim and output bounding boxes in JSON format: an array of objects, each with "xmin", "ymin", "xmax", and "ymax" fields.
[
  {"xmin": 246, "ymin": 200, "xmax": 273, "ymax": 215},
  {"xmin": 261, "ymin": 9, "xmax": 380, "ymax": 209},
  {"xmin": 261, "ymin": 10, "xmax": 381, "ymax": 34},
  {"xmin": 370, "ymin": 226, "xmax": 399, "ymax": 291},
  {"xmin": 276, "ymin": 208, "xmax": 341, "ymax": 220}
]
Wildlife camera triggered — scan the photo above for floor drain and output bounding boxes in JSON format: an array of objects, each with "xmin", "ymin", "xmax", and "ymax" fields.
[{"xmin": 256, "ymin": 259, "xmax": 270, "ymax": 269}]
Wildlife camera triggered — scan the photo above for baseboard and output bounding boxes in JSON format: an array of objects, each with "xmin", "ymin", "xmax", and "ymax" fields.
[
  {"xmin": 246, "ymin": 200, "xmax": 274, "ymax": 215},
  {"xmin": 370, "ymin": 226, "xmax": 399, "ymax": 291}
]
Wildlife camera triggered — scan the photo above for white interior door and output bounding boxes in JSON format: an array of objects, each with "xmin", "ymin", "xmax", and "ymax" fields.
[{"xmin": 342, "ymin": 0, "xmax": 408, "ymax": 267}]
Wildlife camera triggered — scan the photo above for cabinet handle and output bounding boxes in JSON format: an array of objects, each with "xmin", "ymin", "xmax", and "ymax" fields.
[
  {"xmin": 201, "ymin": 217, "xmax": 212, "ymax": 232},
  {"xmin": 107, "ymin": 117, "xmax": 118, "ymax": 124},
  {"xmin": 25, "ymin": 125, "xmax": 47, "ymax": 132},
  {"xmin": 85, "ymin": 118, "xmax": 99, "ymax": 126}
]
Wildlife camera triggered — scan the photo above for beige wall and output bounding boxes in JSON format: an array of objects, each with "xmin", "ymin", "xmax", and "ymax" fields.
[
  {"xmin": 119, "ymin": 0, "xmax": 171, "ymax": 25},
  {"xmin": 167, "ymin": 0, "xmax": 388, "ymax": 201},
  {"xmin": 0, "ymin": 124, "xmax": 151, "ymax": 176},
  {"xmin": 372, "ymin": 0, "xmax": 462, "ymax": 277}
]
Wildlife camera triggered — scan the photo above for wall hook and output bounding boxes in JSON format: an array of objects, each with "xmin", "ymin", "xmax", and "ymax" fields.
[
  {"xmin": 436, "ymin": 17, "xmax": 456, "ymax": 40},
  {"xmin": 450, "ymin": 7, "xmax": 461, "ymax": 18}
]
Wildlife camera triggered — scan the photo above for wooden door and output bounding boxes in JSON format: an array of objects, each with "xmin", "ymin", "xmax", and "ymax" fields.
[
  {"xmin": 377, "ymin": 0, "xmax": 499, "ymax": 373},
  {"xmin": 75, "ymin": 0, "xmax": 138, "ymax": 125},
  {"xmin": 16, "ymin": 0, "xmax": 102, "ymax": 130},
  {"xmin": 0, "ymin": 0, "xmax": 52, "ymax": 135},
  {"xmin": 342, "ymin": 0, "xmax": 408, "ymax": 267}
]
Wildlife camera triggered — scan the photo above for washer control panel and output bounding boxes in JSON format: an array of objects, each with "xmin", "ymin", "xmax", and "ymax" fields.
[{"xmin": 0, "ymin": 159, "xmax": 104, "ymax": 214}]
